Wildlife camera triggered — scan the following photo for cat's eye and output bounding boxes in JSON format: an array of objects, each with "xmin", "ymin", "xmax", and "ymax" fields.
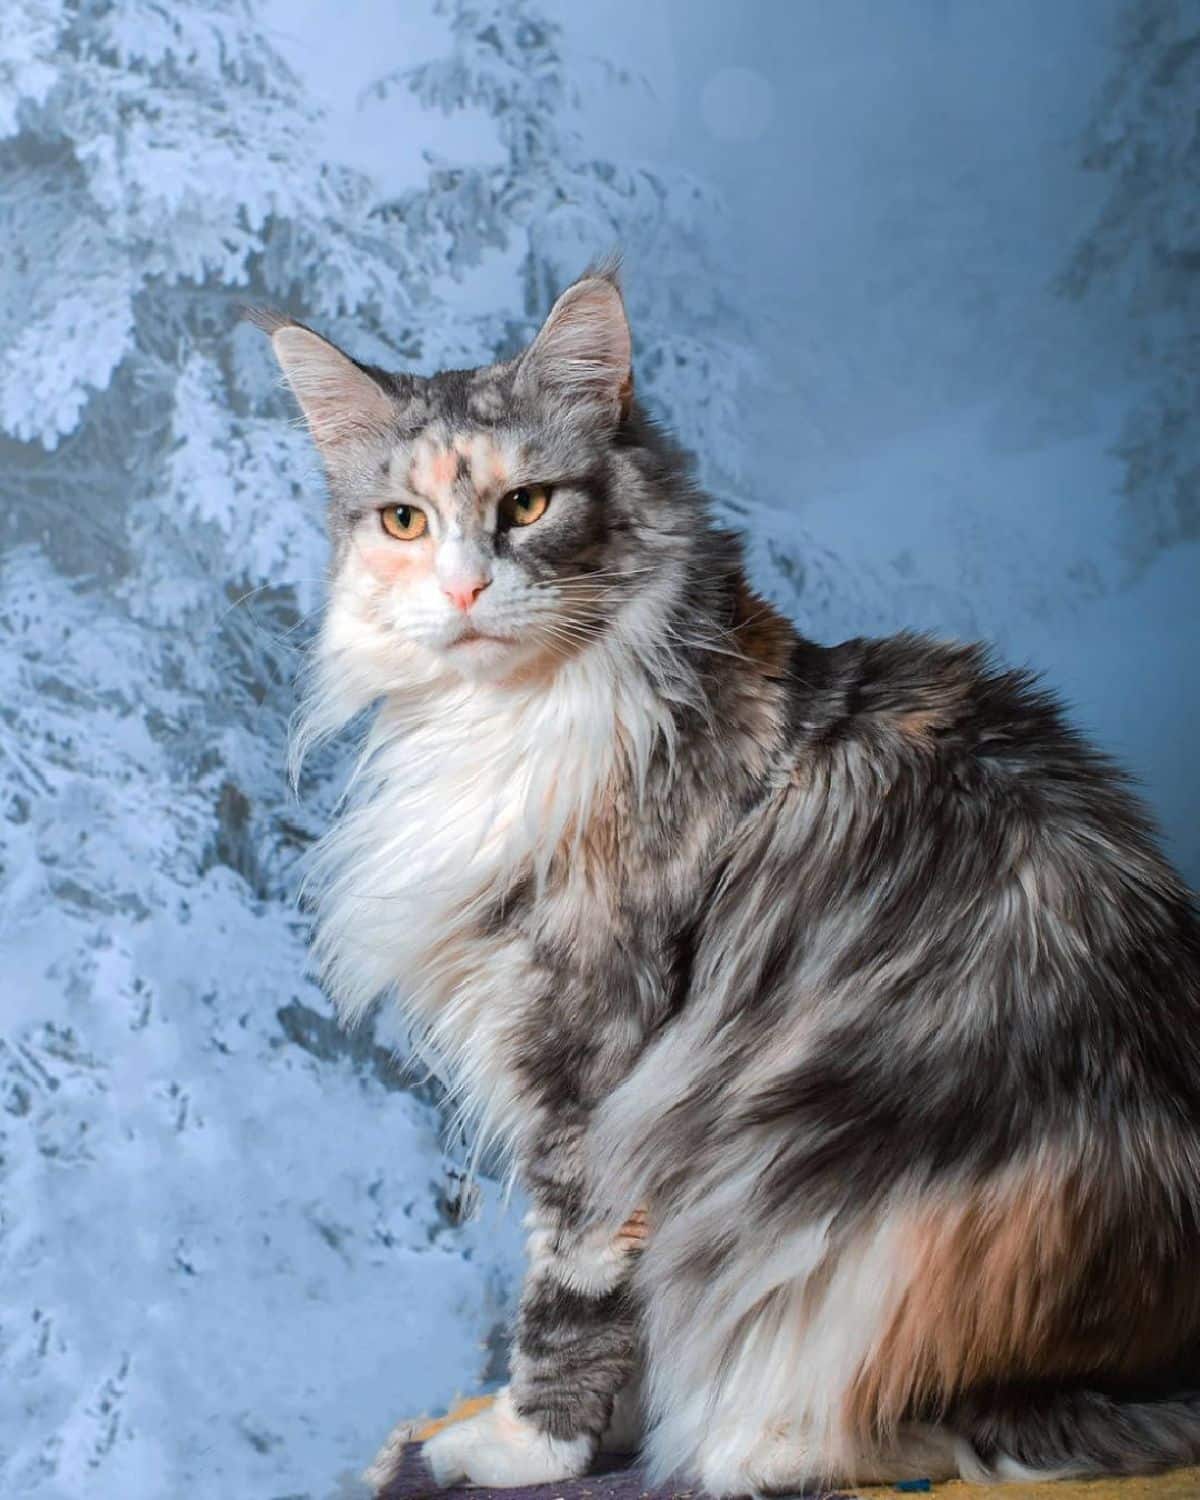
[
  {"xmin": 502, "ymin": 485, "xmax": 551, "ymax": 527},
  {"xmin": 380, "ymin": 504, "xmax": 428, "ymax": 541}
]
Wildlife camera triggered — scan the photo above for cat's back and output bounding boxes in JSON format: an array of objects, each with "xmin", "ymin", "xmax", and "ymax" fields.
[
  {"xmin": 648, "ymin": 624, "xmax": 1200, "ymax": 1282},
  {"xmin": 753, "ymin": 626, "xmax": 1200, "ymax": 1113},
  {"xmin": 784, "ymin": 628, "xmax": 1189, "ymax": 899},
  {"xmin": 789, "ymin": 629, "xmax": 1113, "ymax": 777}
]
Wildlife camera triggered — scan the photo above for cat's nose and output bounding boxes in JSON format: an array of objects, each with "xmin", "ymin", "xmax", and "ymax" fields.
[{"xmin": 442, "ymin": 575, "xmax": 491, "ymax": 613}]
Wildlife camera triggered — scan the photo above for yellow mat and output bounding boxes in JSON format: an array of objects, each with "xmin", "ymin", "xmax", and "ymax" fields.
[
  {"xmin": 410, "ymin": 1395, "xmax": 498, "ymax": 1441},
  {"xmin": 893, "ymin": 1475, "xmax": 1200, "ymax": 1499}
]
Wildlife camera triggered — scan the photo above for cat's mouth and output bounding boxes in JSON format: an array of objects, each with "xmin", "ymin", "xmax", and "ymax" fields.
[{"xmin": 448, "ymin": 625, "xmax": 512, "ymax": 650}]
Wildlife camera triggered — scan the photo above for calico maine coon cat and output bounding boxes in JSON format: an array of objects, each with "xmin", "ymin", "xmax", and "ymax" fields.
[{"xmin": 259, "ymin": 269, "xmax": 1200, "ymax": 1494}]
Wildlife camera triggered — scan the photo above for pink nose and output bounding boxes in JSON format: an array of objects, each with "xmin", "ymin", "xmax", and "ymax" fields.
[{"xmin": 442, "ymin": 577, "xmax": 490, "ymax": 613}]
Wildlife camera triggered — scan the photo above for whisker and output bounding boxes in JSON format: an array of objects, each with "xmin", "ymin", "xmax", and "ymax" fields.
[
  {"xmin": 658, "ymin": 622, "xmax": 754, "ymax": 666},
  {"xmin": 529, "ymin": 566, "xmax": 656, "ymax": 590},
  {"xmin": 534, "ymin": 623, "xmax": 601, "ymax": 651},
  {"xmin": 219, "ymin": 578, "xmax": 329, "ymax": 625}
]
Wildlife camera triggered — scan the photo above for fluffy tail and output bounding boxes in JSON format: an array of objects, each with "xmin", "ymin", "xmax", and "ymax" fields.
[{"xmin": 955, "ymin": 1380, "xmax": 1200, "ymax": 1481}]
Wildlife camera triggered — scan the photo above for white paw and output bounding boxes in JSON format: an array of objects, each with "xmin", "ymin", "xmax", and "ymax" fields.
[{"xmin": 422, "ymin": 1388, "xmax": 593, "ymax": 1489}]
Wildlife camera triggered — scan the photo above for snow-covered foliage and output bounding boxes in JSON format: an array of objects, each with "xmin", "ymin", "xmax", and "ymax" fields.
[
  {"xmin": 1061, "ymin": 0, "xmax": 1200, "ymax": 566},
  {"xmin": 0, "ymin": 0, "xmax": 429, "ymax": 887},
  {"xmin": 367, "ymin": 0, "xmax": 755, "ymax": 488}
]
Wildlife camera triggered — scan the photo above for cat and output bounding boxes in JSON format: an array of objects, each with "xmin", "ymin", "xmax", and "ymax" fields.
[{"xmin": 258, "ymin": 267, "xmax": 1200, "ymax": 1495}]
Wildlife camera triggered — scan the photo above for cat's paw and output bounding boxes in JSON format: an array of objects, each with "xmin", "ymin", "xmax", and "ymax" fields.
[{"xmin": 422, "ymin": 1388, "xmax": 593, "ymax": 1488}]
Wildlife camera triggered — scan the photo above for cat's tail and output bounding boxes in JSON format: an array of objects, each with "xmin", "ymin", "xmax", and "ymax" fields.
[{"xmin": 954, "ymin": 1379, "xmax": 1200, "ymax": 1482}]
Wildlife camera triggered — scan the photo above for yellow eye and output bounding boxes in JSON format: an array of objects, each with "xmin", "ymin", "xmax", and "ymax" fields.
[
  {"xmin": 380, "ymin": 504, "xmax": 428, "ymax": 541},
  {"xmin": 503, "ymin": 485, "xmax": 550, "ymax": 527}
]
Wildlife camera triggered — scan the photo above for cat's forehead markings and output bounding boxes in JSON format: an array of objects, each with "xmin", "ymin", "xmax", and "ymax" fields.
[
  {"xmin": 407, "ymin": 431, "xmax": 512, "ymax": 506},
  {"xmin": 453, "ymin": 432, "xmax": 511, "ymax": 496},
  {"xmin": 407, "ymin": 435, "xmax": 457, "ymax": 499}
]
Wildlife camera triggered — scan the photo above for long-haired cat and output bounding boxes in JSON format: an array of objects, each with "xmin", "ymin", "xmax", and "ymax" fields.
[{"xmin": 258, "ymin": 269, "xmax": 1200, "ymax": 1495}]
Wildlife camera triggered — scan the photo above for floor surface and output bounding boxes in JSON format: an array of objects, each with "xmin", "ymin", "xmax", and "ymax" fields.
[{"xmin": 380, "ymin": 1422, "xmax": 1200, "ymax": 1500}]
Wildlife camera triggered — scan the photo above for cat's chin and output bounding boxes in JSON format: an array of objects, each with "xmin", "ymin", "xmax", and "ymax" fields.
[{"xmin": 438, "ymin": 633, "xmax": 544, "ymax": 684}]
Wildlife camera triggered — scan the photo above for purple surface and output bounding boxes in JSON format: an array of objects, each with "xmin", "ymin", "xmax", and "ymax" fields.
[{"xmin": 378, "ymin": 1445, "xmax": 855, "ymax": 1500}]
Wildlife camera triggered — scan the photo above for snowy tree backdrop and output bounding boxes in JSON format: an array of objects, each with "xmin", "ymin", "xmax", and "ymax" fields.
[{"xmin": 1, "ymin": 1, "xmax": 1196, "ymax": 1496}]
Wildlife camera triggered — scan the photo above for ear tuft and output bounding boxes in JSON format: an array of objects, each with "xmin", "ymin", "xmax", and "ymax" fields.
[
  {"xmin": 242, "ymin": 305, "xmax": 291, "ymax": 336},
  {"xmin": 259, "ymin": 318, "xmax": 396, "ymax": 455},
  {"xmin": 517, "ymin": 274, "xmax": 633, "ymax": 423}
]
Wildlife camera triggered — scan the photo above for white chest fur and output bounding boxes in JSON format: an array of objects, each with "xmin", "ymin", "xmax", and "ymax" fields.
[{"xmin": 301, "ymin": 641, "xmax": 670, "ymax": 1160}]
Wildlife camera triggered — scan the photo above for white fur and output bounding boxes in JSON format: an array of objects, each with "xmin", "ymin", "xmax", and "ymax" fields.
[
  {"xmin": 421, "ymin": 1387, "xmax": 592, "ymax": 1489},
  {"xmin": 524, "ymin": 1208, "xmax": 641, "ymax": 1299},
  {"xmin": 633, "ymin": 1201, "xmax": 928, "ymax": 1491},
  {"xmin": 693, "ymin": 1420, "xmax": 962, "ymax": 1496}
]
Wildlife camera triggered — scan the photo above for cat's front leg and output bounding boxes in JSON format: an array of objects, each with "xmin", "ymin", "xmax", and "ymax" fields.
[{"xmin": 421, "ymin": 1205, "xmax": 645, "ymax": 1489}]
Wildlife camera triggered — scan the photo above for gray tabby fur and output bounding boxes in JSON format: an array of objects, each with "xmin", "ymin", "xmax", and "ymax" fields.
[{"xmin": 260, "ymin": 269, "xmax": 1200, "ymax": 1495}]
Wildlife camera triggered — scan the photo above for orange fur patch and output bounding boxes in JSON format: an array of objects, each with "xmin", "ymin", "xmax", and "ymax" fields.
[
  {"xmin": 613, "ymin": 1206, "xmax": 650, "ymax": 1252},
  {"xmin": 895, "ymin": 708, "xmax": 944, "ymax": 742},
  {"xmin": 731, "ymin": 576, "xmax": 793, "ymax": 678},
  {"xmin": 409, "ymin": 439, "xmax": 457, "ymax": 500},
  {"xmin": 413, "ymin": 1394, "xmax": 495, "ymax": 1441},
  {"xmin": 357, "ymin": 543, "xmax": 433, "ymax": 587},
  {"xmin": 430, "ymin": 448, "xmax": 458, "ymax": 492},
  {"xmin": 488, "ymin": 449, "xmax": 510, "ymax": 494},
  {"xmin": 846, "ymin": 1160, "xmax": 1200, "ymax": 1441},
  {"xmin": 885, "ymin": 672, "xmax": 971, "ymax": 744}
]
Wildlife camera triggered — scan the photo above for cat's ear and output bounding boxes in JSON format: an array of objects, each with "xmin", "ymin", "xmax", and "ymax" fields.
[
  {"xmin": 253, "ymin": 313, "xmax": 396, "ymax": 456},
  {"xmin": 516, "ymin": 273, "xmax": 633, "ymax": 424}
]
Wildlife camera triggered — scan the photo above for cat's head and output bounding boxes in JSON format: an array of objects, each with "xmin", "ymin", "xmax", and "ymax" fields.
[{"xmin": 263, "ymin": 269, "xmax": 687, "ymax": 690}]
